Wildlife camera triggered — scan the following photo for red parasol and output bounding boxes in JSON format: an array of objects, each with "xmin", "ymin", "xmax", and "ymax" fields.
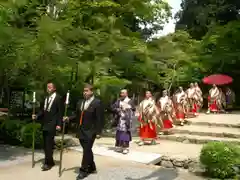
[{"xmin": 202, "ymin": 74, "xmax": 233, "ymax": 85}]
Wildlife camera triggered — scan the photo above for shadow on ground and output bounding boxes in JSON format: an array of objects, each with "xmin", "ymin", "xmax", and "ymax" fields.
[
  {"xmin": 0, "ymin": 144, "xmax": 33, "ymax": 161},
  {"xmin": 0, "ymin": 144, "xmax": 44, "ymax": 164},
  {"xmin": 62, "ymin": 166, "xmax": 79, "ymax": 174},
  {"xmin": 125, "ymin": 168, "xmax": 178, "ymax": 180},
  {"xmin": 62, "ymin": 166, "xmax": 179, "ymax": 180}
]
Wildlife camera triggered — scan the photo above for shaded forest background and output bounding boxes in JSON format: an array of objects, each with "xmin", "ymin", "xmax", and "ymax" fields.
[{"xmin": 0, "ymin": 0, "xmax": 239, "ymax": 109}]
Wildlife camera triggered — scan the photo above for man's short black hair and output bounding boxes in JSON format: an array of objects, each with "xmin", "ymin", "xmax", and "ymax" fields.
[{"xmin": 84, "ymin": 84, "xmax": 94, "ymax": 91}]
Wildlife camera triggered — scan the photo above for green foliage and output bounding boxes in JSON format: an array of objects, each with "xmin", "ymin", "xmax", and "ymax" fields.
[
  {"xmin": 176, "ymin": 0, "xmax": 240, "ymax": 39},
  {"xmin": 0, "ymin": 119, "xmax": 26, "ymax": 145},
  {"xmin": 20, "ymin": 122, "xmax": 43, "ymax": 148},
  {"xmin": 0, "ymin": 0, "xmax": 239, "ymax": 106},
  {"xmin": 148, "ymin": 30, "xmax": 202, "ymax": 89},
  {"xmin": 0, "ymin": 0, "xmax": 172, "ymax": 104},
  {"xmin": 0, "ymin": 119, "xmax": 43, "ymax": 148},
  {"xmin": 200, "ymin": 142, "xmax": 240, "ymax": 179}
]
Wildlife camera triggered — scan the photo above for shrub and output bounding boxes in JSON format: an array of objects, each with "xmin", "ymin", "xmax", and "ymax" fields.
[
  {"xmin": 0, "ymin": 119, "xmax": 26, "ymax": 145},
  {"xmin": 200, "ymin": 141, "xmax": 240, "ymax": 179},
  {"xmin": 0, "ymin": 119, "xmax": 43, "ymax": 149},
  {"xmin": 20, "ymin": 123, "xmax": 43, "ymax": 148}
]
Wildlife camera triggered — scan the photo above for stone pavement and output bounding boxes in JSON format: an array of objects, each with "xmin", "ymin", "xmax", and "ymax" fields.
[
  {"xmin": 93, "ymin": 138, "xmax": 202, "ymax": 159},
  {"xmin": 0, "ymin": 145, "xmax": 206, "ymax": 180},
  {"xmin": 67, "ymin": 137, "xmax": 202, "ymax": 169}
]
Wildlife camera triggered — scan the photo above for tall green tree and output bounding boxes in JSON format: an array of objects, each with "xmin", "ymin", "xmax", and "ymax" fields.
[
  {"xmin": 176, "ymin": 0, "xmax": 240, "ymax": 39},
  {"xmin": 148, "ymin": 30, "xmax": 201, "ymax": 89}
]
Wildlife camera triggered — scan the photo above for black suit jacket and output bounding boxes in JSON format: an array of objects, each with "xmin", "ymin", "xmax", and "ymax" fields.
[
  {"xmin": 70, "ymin": 97, "xmax": 104, "ymax": 140},
  {"xmin": 37, "ymin": 93, "xmax": 63, "ymax": 133}
]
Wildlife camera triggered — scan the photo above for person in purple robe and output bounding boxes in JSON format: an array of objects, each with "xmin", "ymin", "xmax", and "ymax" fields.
[{"xmin": 111, "ymin": 89, "xmax": 135, "ymax": 154}]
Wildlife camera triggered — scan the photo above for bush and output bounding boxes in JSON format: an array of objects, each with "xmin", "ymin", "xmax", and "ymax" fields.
[
  {"xmin": 0, "ymin": 119, "xmax": 26, "ymax": 145},
  {"xmin": 0, "ymin": 119, "xmax": 43, "ymax": 148},
  {"xmin": 21, "ymin": 123, "xmax": 43, "ymax": 148},
  {"xmin": 200, "ymin": 141, "xmax": 240, "ymax": 179}
]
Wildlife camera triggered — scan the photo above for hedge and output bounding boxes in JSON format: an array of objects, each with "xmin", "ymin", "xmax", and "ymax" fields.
[
  {"xmin": 200, "ymin": 141, "xmax": 240, "ymax": 179},
  {"xmin": 0, "ymin": 119, "xmax": 43, "ymax": 148}
]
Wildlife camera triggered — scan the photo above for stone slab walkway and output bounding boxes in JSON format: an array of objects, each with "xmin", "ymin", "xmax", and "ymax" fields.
[
  {"xmin": 70, "ymin": 144, "xmax": 162, "ymax": 165},
  {"xmin": 63, "ymin": 136, "xmax": 202, "ymax": 160},
  {"xmin": 65, "ymin": 137, "xmax": 202, "ymax": 169},
  {"xmin": 0, "ymin": 145, "xmax": 206, "ymax": 180}
]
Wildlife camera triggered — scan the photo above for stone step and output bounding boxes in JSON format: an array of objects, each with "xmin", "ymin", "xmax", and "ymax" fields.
[
  {"xmin": 188, "ymin": 120, "xmax": 240, "ymax": 128},
  {"xmin": 187, "ymin": 113, "xmax": 240, "ymax": 128},
  {"xmin": 173, "ymin": 125, "xmax": 240, "ymax": 138},
  {"xmin": 159, "ymin": 133, "xmax": 240, "ymax": 145}
]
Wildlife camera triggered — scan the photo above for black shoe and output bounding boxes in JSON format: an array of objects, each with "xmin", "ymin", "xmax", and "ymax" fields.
[
  {"xmin": 41, "ymin": 164, "xmax": 54, "ymax": 171},
  {"xmin": 76, "ymin": 171, "xmax": 89, "ymax": 179},
  {"xmin": 88, "ymin": 164, "xmax": 97, "ymax": 173}
]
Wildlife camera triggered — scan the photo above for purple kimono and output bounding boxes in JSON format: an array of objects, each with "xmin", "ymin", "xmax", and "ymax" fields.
[{"xmin": 111, "ymin": 97, "xmax": 135, "ymax": 148}]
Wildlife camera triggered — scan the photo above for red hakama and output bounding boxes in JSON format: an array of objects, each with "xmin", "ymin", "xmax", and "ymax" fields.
[
  {"xmin": 208, "ymin": 96, "xmax": 218, "ymax": 112},
  {"xmin": 160, "ymin": 111, "xmax": 173, "ymax": 129},
  {"xmin": 176, "ymin": 112, "xmax": 185, "ymax": 119},
  {"xmin": 175, "ymin": 104, "xmax": 185, "ymax": 120},
  {"xmin": 138, "ymin": 116, "xmax": 157, "ymax": 139},
  {"xmin": 163, "ymin": 119, "xmax": 173, "ymax": 129},
  {"xmin": 191, "ymin": 103, "xmax": 199, "ymax": 114}
]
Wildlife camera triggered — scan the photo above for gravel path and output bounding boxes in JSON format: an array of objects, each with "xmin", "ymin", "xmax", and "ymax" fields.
[{"xmin": 85, "ymin": 167, "xmax": 205, "ymax": 180}]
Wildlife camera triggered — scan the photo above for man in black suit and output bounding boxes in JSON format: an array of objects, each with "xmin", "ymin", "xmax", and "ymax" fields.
[
  {"xmin": 32, "ymin": 82, "xmax": 63, "ymax": 171},
  {"xmin": 64, "ymin": 84, "xmax": 104, "ymax": 180}
]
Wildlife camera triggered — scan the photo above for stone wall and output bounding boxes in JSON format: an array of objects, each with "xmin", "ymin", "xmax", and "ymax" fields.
[{"xmin": 159, "ymin": 155, "xmax": 204, "ymax": 174}]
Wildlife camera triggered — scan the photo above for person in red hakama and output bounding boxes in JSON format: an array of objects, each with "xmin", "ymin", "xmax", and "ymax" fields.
[
  {"xmin": 186, "ymin": 83, "xmax": 198, "ymax": 116},
  {"xmin": 174, "ymin": 87, "xmax": 187, "ymax": 126},
  {"xmin": 207, "ymin": 84, "xmax": 220, "ymax": 113},
  {"xmin": 193, "ymin": 82, "xmax": 203, "ymax": 116},
  {"xmin": 158, "ymin": 90, "xmax": 174, "ymax": 134},
  {"xmin": 137, "ymin": 91, "xmax": 157, "ymax": 146}
]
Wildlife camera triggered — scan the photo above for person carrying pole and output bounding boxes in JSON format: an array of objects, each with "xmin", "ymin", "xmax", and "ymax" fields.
[
  {"xmin": 63, "ymin": 84, "xmax": 104, "ymax": 180},
  {"xmin": 32, "ymin": 82, "xmax": 63, "ymax": 171}
]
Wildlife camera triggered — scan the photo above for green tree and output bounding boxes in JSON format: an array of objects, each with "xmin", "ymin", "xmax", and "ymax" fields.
[
  {"xmin": 148, "ymin": 30, "xmax": 201, "ymax": 90},
  {"xmin": 176, "ymin": 0, "xmax": 240, "ymax": 39}
]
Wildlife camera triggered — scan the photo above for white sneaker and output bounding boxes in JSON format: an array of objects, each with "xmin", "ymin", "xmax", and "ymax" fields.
[
  {"xmin": 115, "ymin": 147, "xmax": 122, "ymax": 152},
  {"xmin": 138, "ymin": 141, "xmax": 144, "ymax": 146},
  {"xmin": 122, "ymin": 148, "xmax": 129, "ymax": 154}
]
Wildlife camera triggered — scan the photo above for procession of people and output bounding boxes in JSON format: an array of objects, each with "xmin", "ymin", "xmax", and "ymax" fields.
[
  {"xmin": 31, "ymin": 74, "xmax": 235, "ymax": 179},
  {"xmin": 134, "ymin": 82, "xmax": 235, "ymax": 147}
]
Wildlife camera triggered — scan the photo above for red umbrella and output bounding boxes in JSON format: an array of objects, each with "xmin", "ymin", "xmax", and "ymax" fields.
[{"xmin": 202, "ymin": 74, "xmax": 233, "ymax": 85}]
